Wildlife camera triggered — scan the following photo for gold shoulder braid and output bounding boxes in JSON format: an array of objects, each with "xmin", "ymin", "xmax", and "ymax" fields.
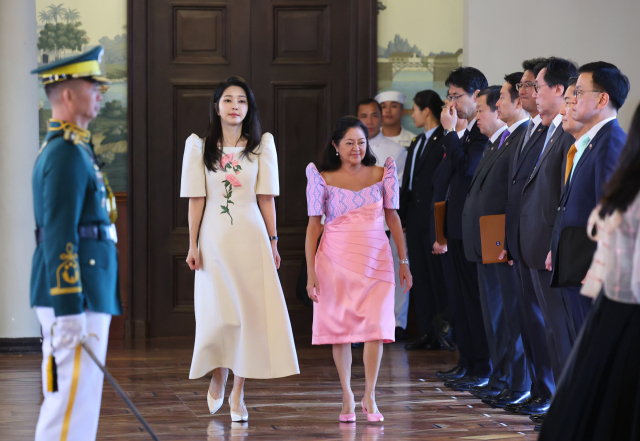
[{"xmin": 103, "ymin": 174, "xmax": 118, "ymax": 224}]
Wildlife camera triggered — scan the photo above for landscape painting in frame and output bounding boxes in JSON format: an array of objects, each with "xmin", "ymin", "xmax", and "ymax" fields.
[
  {"xmin": 35, "ymin": 1, "xmax": 128, "ymax": 192},
  {"xmin": 378, "ymin": 0, "xmax": 464, "ymax": 134}
]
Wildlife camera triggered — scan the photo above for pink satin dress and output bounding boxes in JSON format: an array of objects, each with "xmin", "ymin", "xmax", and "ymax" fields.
[{"xmin": 306, "ymin": 157, "xmax": 399, "ymax": 345}]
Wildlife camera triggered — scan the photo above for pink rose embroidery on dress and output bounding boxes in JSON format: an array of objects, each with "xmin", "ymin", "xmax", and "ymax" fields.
[{"xmin": 220, "ymin": 153, "xmax": 243, "ymax": 224}]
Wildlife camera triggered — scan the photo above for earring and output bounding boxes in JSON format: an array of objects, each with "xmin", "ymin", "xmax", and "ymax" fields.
[{"xmin": 336, "ymin": 151, "xmax": 339, "ymax": 156}]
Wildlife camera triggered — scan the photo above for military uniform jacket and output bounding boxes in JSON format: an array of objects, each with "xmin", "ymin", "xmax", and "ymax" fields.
[
  {"xmin": 462, "ymin": 124, "xmax": 525, "ymax": 263},
  {"xmin": 30, "ymin": 120, "xmax": 122, "ymax": 316}
]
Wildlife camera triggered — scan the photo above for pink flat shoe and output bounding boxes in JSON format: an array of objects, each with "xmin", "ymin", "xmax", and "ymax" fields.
[
  {"xmin": 339, "ymin": 413, "xmax": 356, "ymax": 422},
  {"xmin": 361, "ymin": 399, "xmax": 384, "ymax": 422}
]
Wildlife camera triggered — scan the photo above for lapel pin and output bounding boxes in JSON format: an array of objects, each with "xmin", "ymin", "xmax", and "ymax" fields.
[{"xmin": 589, "ymin": 144, "xmax": 593, "ymax": 149}]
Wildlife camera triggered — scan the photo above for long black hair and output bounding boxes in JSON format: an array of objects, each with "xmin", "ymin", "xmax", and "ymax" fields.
[
  {"xmin": 318, "ymin": 116, "xmax": 377, "ymax": 172},
  {"xmin": 202, "ymin": 76, "xmax": 262, "ymax": 172},
  {"xmin": 599, "ymin": 103, "xmax": 640, "ymax": 217}
]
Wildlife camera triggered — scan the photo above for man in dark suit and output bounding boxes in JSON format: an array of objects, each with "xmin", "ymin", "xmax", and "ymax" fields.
[
  {"xmin": 433, "ymin": 112, "xmax": 470, "ymax": 381},
  {"xmin": 510, "ymin": 57, "xmax": 578, "ymax": 417},
  {"xmin": 462, "ymin": 76, "xmax": 531, "ymax": 406},
  {"xmin": 500, "ymin": 59, "xmax": 557, "ymax": 417},
  {"xmin": 549, "ymin": 62, "xmax": 629, "ymax": 334},
  {"xmin": 399, "ymin": 90, "xmax": 450, "ymax": 351},
  {"xmin": 438, "ymin": 67, "xmax": 492, "ymax": 391}
]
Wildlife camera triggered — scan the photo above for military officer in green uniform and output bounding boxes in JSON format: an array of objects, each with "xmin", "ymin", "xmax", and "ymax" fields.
[{"xmin": 30, "ymin": 46, "xmax": 122, "ymax": 441}]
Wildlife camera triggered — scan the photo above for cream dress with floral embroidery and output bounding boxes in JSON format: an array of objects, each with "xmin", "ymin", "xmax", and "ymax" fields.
[{"xmin": 180, "ymin": 133, "xmax": 299, "ymax": 379}]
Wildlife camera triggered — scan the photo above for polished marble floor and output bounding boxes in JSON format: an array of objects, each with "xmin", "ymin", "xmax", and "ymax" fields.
[{"xmin": 0, "ymin": 338, "xmax": 539, "ymax": 440}]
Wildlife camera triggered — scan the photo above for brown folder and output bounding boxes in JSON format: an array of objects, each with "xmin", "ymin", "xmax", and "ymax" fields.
[
  {"xmin": 479, "ymin": 214, "xmax": 506, "ymax": 264},
  {"xmin": 434, "ymin": 201, "xmax": 447, "ymax": 246}
]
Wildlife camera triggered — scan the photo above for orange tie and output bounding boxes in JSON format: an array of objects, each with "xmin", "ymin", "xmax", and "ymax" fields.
[{"xmin": 565, "ymin": 144, "xmax": 577, "ymax": 185}]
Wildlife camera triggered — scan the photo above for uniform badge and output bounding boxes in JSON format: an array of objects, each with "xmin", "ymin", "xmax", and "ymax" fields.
[{"xmin": 50, "ymin": 243, "xmax": 82, "ymax": 295}]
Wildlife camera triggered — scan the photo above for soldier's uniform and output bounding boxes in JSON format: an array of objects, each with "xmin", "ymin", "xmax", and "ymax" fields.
[{"xmin": 30, "ymin": 46, "xmax": 122, "ymax": 441}]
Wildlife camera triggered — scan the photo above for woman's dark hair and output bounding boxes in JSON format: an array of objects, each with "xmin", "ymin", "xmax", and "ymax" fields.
[
  {"xmin": 202, "ymin": 76, "xmax": 262, "ymax": 172},
  {"xmin": 318, "ymin": 116, "xmax": 377, "ymax": 171},
  {"xmin": 599, "ymin": 103, "xmax": 640, "ymax": 217},
  {"xmin": 413, "ymin": 90, "xmax": 444, "ymax": 122}
]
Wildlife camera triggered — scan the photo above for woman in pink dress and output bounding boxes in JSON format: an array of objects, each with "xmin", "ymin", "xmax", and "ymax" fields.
[{"xmin": 305, "ymin": 116, "xmax": 413, "ymax": 422}]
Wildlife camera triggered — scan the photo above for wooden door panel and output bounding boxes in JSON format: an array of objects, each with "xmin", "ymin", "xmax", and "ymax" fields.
[
  {"xmin": 136, "ymin": 0, "xmax": 376, "ymax": 337},
  {"xmin": 148, "ymin": 0, "xmax": 250, "ymax": 337}
]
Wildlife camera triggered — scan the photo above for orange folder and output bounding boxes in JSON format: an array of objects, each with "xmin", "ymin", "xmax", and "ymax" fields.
[
  {"xmin": 434, "ymin": 201, "xmax": 447, "ymax": 246},
  {"xmin": 479, "ymin": 214, "xmax": 506, "ymax": 264}
]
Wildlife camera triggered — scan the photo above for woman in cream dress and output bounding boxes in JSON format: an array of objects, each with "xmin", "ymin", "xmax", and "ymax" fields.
[{"xmin": 181, "ymin": 77, "xmax": 299, "ymax": 422}]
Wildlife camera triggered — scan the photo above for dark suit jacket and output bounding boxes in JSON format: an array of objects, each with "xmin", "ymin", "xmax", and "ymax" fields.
[
  {"xmin": 504, "ymin": 122, "xmax": 548, "ymax": 262},
  {"xmin": 399, "ymin": 126, "xmax": 445, "ymax": 229},
  {"xmin": 550, "ymin": 119, "xmax": 626, "ymax": 283},
  {"xmin": 429, "ymin": 147, "xmax": 453, "ymax": 246},
  {"xmin": 519, "ymin": 123, "xmax": 575, "ymax": 269},
  {"xmin": 443, "ymin": 122, "xmax": 488, "ymax": 241},
  {"xmin": 462, "ymin": 124, "xmax": 526, "ymax": 262}
]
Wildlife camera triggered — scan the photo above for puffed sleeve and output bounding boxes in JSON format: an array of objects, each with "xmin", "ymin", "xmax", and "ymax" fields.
[
  {"xmin": 255, "ymin": 133, "xmax": 280, "ymax": 195},
  {"xmin": 306, "ymin": 163, "xmax": 325, "ymax": 216},
  {"xmin": 180, "ymin": 134, "xmax": 206, "ymax": 197},
  {"xmin": 382, "ymin": 156, "xmax": 400, "ymax": 209}
]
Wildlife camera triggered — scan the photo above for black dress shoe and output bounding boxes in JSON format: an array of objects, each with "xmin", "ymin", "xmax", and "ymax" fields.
[
  {"xmin": 450, "ymin": 376, "xmax": 489, "ymax": 391},
  {"xmin": 436, "ymin": 366, "xmax": 466, "ymax": 380},
  {"xmin": 481, "ymin": 388, "xmax": 509, "ymax": 404},
  {"xmin": 506, "ymin": 397, "xmax": 550, "ymax": 415},
  {"xmin": 444, "ymin": 374, "xmax": 473, "ymax": 388},
  {"xmin": 489, "ymin": 390, "xmax": 531, "ymax": 408},
  {"xmin": 395, "ymin": 327, "xmax": 408, "ymax": 341},
  {"xmin": 534, "ymin": 424, "xmax": 542, "ymax": 431},
  {"xmin": 404, "ymin": 334, "xmax": 441, "ymax": 351},
  {"xmin": 436, "ymin": 327, "xmax": 456, "ymax": 351},
  {"xmin": 351, "ymin": 342, "xmax": 363, "ymax": 348},
  {"xmin": 470, "ymin": 385, "xmax": 502, "ymax": 399},
  {"xmin": 530, "ymin": 413, "xmax": 546, "ymax": 423},
  {"xmin": 504, "ymin": 396, "xmax": 535, "ymax": 413}
]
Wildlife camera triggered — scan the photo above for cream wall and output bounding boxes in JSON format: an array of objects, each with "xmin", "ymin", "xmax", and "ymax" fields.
[
  {"xmin": 0, "ymin": 0, "xmax": 41, "ymax": 338},
  {"xmin": 464, "ymin": 0, "xmax": 640, "ymax": 131}
]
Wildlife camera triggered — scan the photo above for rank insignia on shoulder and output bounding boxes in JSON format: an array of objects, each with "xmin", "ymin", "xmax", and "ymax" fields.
[{"xmin": 50, "ymin": 243, "xmax": 82, "ymax": 295}]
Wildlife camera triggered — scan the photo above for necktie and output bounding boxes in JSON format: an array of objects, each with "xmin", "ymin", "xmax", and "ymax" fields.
[
  {"xmin": 498, "ymin": 129, "xmax": 511, "ymax": 149},
  {"xmin": 565, "ymin": 135, "xmax": 591, "ymax": 184},
  {"xmin": 417, "ymin": 133, "xmax": 427, "ymax": 158},
  {"xmin": 535, "ymin": 121, "xmax": 556, "ymax": 167},
  {"xmin": 522, "ymin": 119, "xmax": 535, "ymax": 151},
  {"xmin": 564, "ymin": 144, "xmax": 577, "ymax": 185}
]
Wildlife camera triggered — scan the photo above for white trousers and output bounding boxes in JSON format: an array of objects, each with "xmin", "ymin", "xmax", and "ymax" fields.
[
  {"xmin": 390, "ymin": 233, "xmax": 410, "ymax": 329},
  {"xmin": 35, "ymin": 307, "xmax": 111, "ymax": 441}
]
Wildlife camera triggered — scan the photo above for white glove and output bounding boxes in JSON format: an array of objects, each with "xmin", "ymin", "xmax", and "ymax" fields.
[{"xmin": 52, "ymin": 313, "xmax": 87, "ymax": 350}]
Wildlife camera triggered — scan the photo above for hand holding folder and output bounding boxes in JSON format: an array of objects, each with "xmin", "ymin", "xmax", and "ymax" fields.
[{"xmin": 479, "ymin": 214, "xmax": 506, "ymax": 264}]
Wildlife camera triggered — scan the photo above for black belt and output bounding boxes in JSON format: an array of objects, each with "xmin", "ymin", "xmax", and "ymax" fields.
[{"xmin": 35, "ymin": 225, "xmax": 116, "ymax": 245}]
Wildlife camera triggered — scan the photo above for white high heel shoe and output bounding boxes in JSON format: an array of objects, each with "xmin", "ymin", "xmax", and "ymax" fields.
[
  {"xmin": 207, "ymin": 376, "xmax": 227, "ymax": 415},
  {"xmin": 228, "ymin": 396, "xmax": 248, "ymax": 422}
]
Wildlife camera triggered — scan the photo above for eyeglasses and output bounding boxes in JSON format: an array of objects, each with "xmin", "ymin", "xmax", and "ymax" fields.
[
  {"xmin": 516, "ymin": 81, "xmax": 536, "ymax": 91},
  {"xmin": 573, "ymin": 88, "xmax": 603, "ymax": 99},
  {"xmin": 446, "ymin": 93, "xmax": 466, "ymax": 102},
  {"xmin": 533, "ymin": 82, "xmax": 551, "ymax": 93}
]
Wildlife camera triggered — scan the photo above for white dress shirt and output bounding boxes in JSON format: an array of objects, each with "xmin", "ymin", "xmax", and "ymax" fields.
[
  {"xmin": 489, "ymin": 124, "xmax": 508, "ymax": 144},
  {"xmin": 457, "ymin": 117, "xmax": 477, "ymax": 139},
  {"xmin": 508, "ymin": 117, "xmax": 529, "ymax": 135},
  {"xmin": 370, "ymin": 131, "xmax": 407, "ymax": 184},
  {"xmin": 385, "ymin": 127, "xmax": 417, "ymax": 149}
]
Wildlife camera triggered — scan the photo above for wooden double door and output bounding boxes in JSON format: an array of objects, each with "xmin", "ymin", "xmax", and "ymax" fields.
[{"xmin": 129, "ymin": 0, "xmax": 377, "ymax": 337}]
